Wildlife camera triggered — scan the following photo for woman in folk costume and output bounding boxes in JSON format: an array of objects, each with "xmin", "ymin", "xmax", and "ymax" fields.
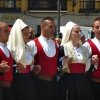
[
  {"xmin": 58, "ymin": 21, "xmax": 94, "ymax": 100},
  {"xmin": 7, "ymin": 19, "xmax": 40, "ymax": 100}
]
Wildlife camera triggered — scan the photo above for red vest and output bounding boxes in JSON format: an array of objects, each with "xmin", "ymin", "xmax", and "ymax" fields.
[
  {"xmin": 0, "ymin": 48, "xmax": 13, "ymax": 82},
  {"xmin": 88, "ymin": 40, "xmax": 100, "ymax": 77},
  {"xmin": 34, "ymin": 38, "xmax": 58, "ymax": 76}
]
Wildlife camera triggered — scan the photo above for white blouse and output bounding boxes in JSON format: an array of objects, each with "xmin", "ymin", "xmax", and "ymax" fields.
[
  {"xmin": 83, "ymin": 37, "xmax": 100, "ymax": 57},
  {"xmin": 27, "ymin": 35, "xmax": 56, "ymax": 57},
  {"xmin": 0, "ymin": 42, "xmax": 10, "ymax": 58},
  {"xmin": 83, "ymin": 37, "xmax": 100, "ymax": 69},
  {"xmin": 25, "ymin": 49, "xmax": 34, "ymax": 65}
]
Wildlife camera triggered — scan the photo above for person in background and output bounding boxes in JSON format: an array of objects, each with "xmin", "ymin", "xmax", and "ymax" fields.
[
  {"xmin": 55, "ymin": 32, "xmax": 62, "ymax": 46},
  {"xmin": 0, "ymin": 22, "xmax": 19, "ymax": 100},
  {"xmin": 29, "ymin": 27, "xmax": 34, "ymax": 41},
  {"xmin": 28, "ymin": 17, "xmax": 59, "ymax": 100},
  {"xmin": 7, "ymin": 19, "xmax": 41, "ymax": 100},
  {"xmin": 83, "ymin": 17, "xmax": 100, "ymax": 100},
  {"xmin": 58, "ymin": 21, "xmax": 94, "ymax": 100},
  {"xmin": 50, "ymin": 35, "xmax": 55, "ymax": 40},
  {"xmin": 9, "ymin": 26, "xmax": 12, "ymax": 32},
  {"xmin": 55, "ymin": 33, "xmax": 63, "ymax": 79},
  {"xmin": 81, "ymin": 31, "xmax": 86, "ymax": 44}
]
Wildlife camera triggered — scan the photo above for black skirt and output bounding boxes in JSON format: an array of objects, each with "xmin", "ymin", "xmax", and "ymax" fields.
[
  {"xmin": 12, "ymin": 73, "xmax": 37, "ymax": 100},
  {"xmin": 2, "ymin": 87, "xmax": 19, "ymax": 100},
  {"xmin": 35, "ymin": 77, "xmax": 57, "ymax": 100},
  {"xmin": 0, "ymin": 85, "xmax": 3, "ymax": 100},
  {"xmin": 58, "ymin": 73, "xmax": 94, "ymax": 100}
]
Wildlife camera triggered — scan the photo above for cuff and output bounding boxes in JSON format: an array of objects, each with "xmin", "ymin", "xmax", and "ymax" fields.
[{"xmin": 30, "ymin": 65, "xmax": 35, "ymax": 71}]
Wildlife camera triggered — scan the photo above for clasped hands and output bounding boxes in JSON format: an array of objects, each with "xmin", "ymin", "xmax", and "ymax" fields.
[
  {"xmin": 91, "ymin": 55, "xmax": 99, "ymax": 67},
  {"xmin": 17, "ymin": 61, "xmax": 41, "ymax": 74},
  {"xmin": 32, "ymin": 65, "xmax": 41, "ymax": 75},
  {"xmin": 17, "ymin": 62, "xmax": 26, "ymax": 73},
  {"xmin": 0, "ymin": 61, "xmax": 10, "ymax": 73},
  {"xmin": 62, "ymin": 56, "xmax": 73, "ymax": 66}
]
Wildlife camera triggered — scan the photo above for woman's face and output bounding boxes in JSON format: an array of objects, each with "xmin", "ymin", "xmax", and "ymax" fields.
[
  {"xmin": 70, "ymin": 25, "xmax": 81, "ymax": 43},
  {"xmin": 22, "ymin": 27, "xmax": 29, "ymax": 43}
]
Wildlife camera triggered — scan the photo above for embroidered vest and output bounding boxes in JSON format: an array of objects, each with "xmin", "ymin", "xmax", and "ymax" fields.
[{"xmin": 63, "ymin": 42, "xmax": 89, "ymax": 73}]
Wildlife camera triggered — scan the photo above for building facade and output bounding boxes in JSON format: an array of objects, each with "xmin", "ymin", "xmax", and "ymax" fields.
[{"xmin": 0, "ymin": 0, "xmax": 100, "ymax": 35}]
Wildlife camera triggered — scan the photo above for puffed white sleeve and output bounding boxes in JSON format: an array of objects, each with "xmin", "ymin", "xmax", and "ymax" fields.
[
  {"xmin": 27, "ymin": 40, "xmax": 37, "ymax": 70},
  {"xmin": 83, "ymin": 42, "xmax": 92, "ymax": 71},
  {"xmin": 27, "ymin": 40, "xmax": 37, "ymax": 56}
]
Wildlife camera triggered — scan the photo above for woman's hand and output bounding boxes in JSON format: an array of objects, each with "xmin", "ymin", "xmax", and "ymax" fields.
[
  {"xmin": 17, "ymin": 62, "xmax": 26, "ymax": 73},
  {"xmin": 62, "ymin": 56, "xmax": 73, "ymax": 66}
]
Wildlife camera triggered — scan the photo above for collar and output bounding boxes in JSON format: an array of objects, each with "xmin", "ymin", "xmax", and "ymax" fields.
[
  {"xmin": 94, "ymin": 37, "xmax": 100, "ymax": 43},
  {"xmin": 40, "ymin": 35, "xmax": 50, "ymax": 41},
  {"xmin": 69, "ymin": 41, "xmax": 81, "ymax": 49},
  {"xmin": 0, "ymin": 42, "xmax": 6, "ymax": 47}
]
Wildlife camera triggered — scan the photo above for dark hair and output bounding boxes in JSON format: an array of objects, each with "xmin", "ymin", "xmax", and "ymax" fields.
[
  {"xmin": 41, "ymin": 17, "xmax": 54, "ymax": 26},
  {"xmin": 93, "ymin": 17, "xmax": 100, "ymax": 27},
  {"xmin": 42, "ymin": 17, "xmax": 54, "ymax": 22}
]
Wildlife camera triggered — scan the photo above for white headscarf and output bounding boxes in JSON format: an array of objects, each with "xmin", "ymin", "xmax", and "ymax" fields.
[
  {"xmin": 7, "ymin": 19, "xmax": 33, "ymax": 64},
  {"xmin": 61, "ymin": 21, "xmax": 77, "ymax": 45}
]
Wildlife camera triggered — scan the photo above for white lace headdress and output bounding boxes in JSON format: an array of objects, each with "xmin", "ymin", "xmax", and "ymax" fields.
[
  {"xmin": 61, "ymin": 21, "xmax": 76, "ymax": 45},
  {"xmin": 7, "ymin": 19, "xmax": 33, "ymax": 64}
]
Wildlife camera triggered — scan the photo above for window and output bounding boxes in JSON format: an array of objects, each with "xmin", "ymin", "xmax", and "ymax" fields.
[
  {"xmin": 28, "ymin": 0, "xmax": 67, "ymax": 10},
  {"xmin": 4, "ymin": 0, "xmax": 15, "ymax": 8},
  {"xmin": 79, "ymin": 0, "xmax": 100, "ymax": 13},
  {"xmin": 83, "ymin": 0, "xmax": 94, "ymax": 9}
]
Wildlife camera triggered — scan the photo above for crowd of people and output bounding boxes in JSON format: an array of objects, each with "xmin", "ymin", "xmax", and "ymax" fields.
[{"xmin": 0, "ymin": 16, "xmax": 100, "ymax": 100}]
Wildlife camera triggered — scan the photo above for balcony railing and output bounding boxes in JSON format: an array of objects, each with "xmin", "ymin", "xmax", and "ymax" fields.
[
  {"xmin": 79, "ymin": 0, "xmax": 100, "ymax": 13},
  {"xmin": 0, "ymin": 0, "xmax": 21, "ymax": 12},
  {"xmin": 28, "ymin": 0, "xmax": 67, "ymax": 11}
]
